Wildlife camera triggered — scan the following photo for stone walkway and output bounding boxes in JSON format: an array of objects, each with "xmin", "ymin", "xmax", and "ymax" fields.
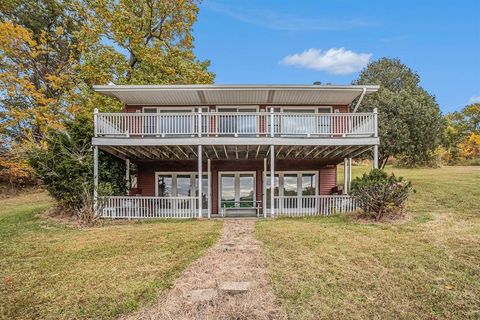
[{"xmin": 121, "ymin": 219, "xmax": 286, "ymax": 320}]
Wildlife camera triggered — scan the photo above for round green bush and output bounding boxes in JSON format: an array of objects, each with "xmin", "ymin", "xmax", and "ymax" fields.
[{"xmin": 350, "ymin": 169, "xmax": 413, "ymax": 221}]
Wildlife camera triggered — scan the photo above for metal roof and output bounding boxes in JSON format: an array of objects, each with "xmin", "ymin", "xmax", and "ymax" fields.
[{"xmin": 92, "ymin": 84, "xmax": 379, "ymax": 106}]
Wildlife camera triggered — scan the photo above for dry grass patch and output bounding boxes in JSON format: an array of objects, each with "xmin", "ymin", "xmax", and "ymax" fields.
[
  {"xmin": 0, "ymin": 192, "xmax": 221, "ymax": 319},
  {"xmin": 256, "ymin": 166, "xmax": 480, "ymax": 319}
]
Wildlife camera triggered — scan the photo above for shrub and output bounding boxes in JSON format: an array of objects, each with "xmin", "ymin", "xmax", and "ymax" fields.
[
  {"xmin": 28, "ymin": 114, "xmax": 125, "ymax": 215},
  {"xmin": 350, "ymin": 169, "xmax": 413, "ymax": 221}
]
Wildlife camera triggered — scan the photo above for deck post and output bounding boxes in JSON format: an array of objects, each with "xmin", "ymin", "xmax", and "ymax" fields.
[
  {"xmin": 93, "ymin": 145, "xmax": 99, "ymax": 216},
  {"xmin": 270, "ymin": 107, "xmax": 274, "ymax": 137},
  {"xmin": 348, "ymin": 157, "xmax": 352, "ymax": 191},
  {"xmin": 207, "ymin": 158, "xmax": 211, "ymax": 219},
  {"xmin": 343, "ymin": 158, "xmax": 348, "ymax": 194},
  {"xmin": 198, "ymin": 144, "xmax": 202, "ymax": 218},
  {"xmin": 125, "ymin": 158, "xmax": 130, "ymax": 191},
  {"xmin": 373, "ymin": 107, "xmax": 379, "ymax": 169},
  {"xmin": 263, "ymin": 158, "xmax": 267, "ymax": 218},
  {"xmin": 270, "ymin": 145, "xmax": 275, "ymax": 218},
  {"xmin": 93, "ymin": 108, "xmax": 98, "ymax": 137}
]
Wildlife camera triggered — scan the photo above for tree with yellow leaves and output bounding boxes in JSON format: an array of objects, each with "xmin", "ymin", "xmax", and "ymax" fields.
[{"xmin": 1, "ymin": 0, "xmax": 214, "ymax": 188}]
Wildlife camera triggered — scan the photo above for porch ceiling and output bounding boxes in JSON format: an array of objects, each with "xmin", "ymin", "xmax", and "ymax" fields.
[
  {"xmin": 100, "ymin": 144, "xmax": 372, "ymax": 162},
  {"xmin": 92, "ymin": 84, "xmax": 379, "ymax": 106}
]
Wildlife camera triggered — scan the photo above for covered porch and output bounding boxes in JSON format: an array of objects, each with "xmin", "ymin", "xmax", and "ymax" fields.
[{"xmin": 93, "ymin": 142, "xmax": 378, "ymax": 219}]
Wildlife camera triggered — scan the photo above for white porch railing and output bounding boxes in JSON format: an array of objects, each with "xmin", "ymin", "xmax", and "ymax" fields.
[
  {"xmin": 99, "ymin": 196, "xmax": 197, "ymax": 219},
  {"xmin": 272, "ymin": 195, "xmax": 358, "ymax": 217},
  {"xmin": 97, "ymin": 195, "xmax": 357, "ymax": 219},
  {"xmin": 94, "ymin": 112, "xmax": 376, "ymax": 138}
]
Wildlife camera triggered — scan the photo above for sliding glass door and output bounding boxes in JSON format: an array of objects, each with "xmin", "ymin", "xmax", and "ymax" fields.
[
  {"xmin": 219, "ymin": 172, "xmax": 256, "ymax": 209},
  {"xmin": 217, "ymin": 107, "xmax": 257, "ymax": 135}
]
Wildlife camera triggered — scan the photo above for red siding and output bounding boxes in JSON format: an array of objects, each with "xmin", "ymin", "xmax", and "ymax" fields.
[{"xmin": 319, "ymin": 166, "xmax": 337, "ymax": 195}]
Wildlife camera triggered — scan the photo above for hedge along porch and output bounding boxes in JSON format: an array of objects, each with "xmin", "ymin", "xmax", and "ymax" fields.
[{"xmin": 92, "ymin": 84, "xmax": 380, "ymax": 218}]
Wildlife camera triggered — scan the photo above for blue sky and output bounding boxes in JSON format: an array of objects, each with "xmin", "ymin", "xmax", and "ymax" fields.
[{"xmin": 193, "ymin": 0, "xmax": 480, "ymax": 113}]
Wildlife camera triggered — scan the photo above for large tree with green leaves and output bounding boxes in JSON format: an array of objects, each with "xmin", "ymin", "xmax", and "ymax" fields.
[{"xmin": 353, "ymin": 58, "xmax": 444, "ymax": 167}]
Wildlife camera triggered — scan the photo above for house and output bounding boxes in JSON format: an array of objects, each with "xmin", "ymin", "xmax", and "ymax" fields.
[{"xmin": 92, "ymin": 84, "xmax": 379, "ymax": 218}]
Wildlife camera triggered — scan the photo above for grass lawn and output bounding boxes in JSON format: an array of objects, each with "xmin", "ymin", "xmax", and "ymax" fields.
[
  {"xmin": 256, "ymin": 166, "xmax": 480, "ymax": 319},
  {"xmin": 0, "ymin": 192, "xmax": 221, "ymax": 319}
]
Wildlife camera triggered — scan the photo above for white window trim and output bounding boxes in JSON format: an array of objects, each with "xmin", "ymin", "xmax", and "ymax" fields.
[
  {"xmin": 267, "ymin": 106, "xmax": 333, "ymax": 113},
  {"xmin": 215, "ymin": 105, "xmax": 260, "ymax": 112},
  {"xmin": 143, "ymin": 107, "xmax": 212, "ymax": 112}
]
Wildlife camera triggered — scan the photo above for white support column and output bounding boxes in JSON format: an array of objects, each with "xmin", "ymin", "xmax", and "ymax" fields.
[
  {"xmin": 198, "ymin": 107, "xmax": 202, "ymax": 137},
  {"xmin": 93, "ymin": 145, "xmax": 99, "ymax": 216},
  {"xmin": 125, "ymin": 159, "xmax": 130, "ymax": 191},
  {"xmin": 343, "ymin": 158, "xmax": 348, "ymax": 194},
  {"xmin": 348, "ymin": 158, "xmax": 352, "ymax": 191},
  {"xmin": 270, "ymin": 107, "xmax": 274, "ymax": 137},
  {"xmin": 373, "ymin": 107, "xmax": 379, "ymax": 169},
  {"xmin": 93, "ymin": 108, "xmax": 98, "ymax": 137},
  {"xmin": 207, "ymin": 158, "xmax": 211, "ymax": 219},
  {"xmin": 263, "ymin": 158, "xmax": 267, "ymax": 218},
  {"xmin": 270, "ymin": 145, "xmax": 275, "ymax": 218},
  {"xmin": 198, "ymin": 144, "xmax": 203, "ymax": 218}
]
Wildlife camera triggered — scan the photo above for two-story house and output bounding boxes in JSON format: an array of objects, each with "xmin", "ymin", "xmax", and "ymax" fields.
[{"xmin": 92, "ymin": 84, "xmax": 379, "ymax": 218}]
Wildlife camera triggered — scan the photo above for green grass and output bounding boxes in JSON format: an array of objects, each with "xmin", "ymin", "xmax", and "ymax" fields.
[
  {"xmin": 0, "ymin": 192, "xmax": 221, "ymax": 320},
  {"xmin": 256, "ymin": 166, "xmax": 480, "ymax": 319}
]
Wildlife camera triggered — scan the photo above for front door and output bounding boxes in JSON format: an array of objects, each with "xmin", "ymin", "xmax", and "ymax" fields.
[{"xmin": 219, "ymin": 172, "xmax": 256, "ymax": 210}]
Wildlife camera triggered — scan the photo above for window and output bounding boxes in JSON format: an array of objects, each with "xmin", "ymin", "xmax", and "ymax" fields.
[
  {"xmin": 265, "ymin": 172, "xmax": 318, "ymax": 209},
  {"xmin": 157, "ymin": 175, "xmax": 173, "ymax": 197},
  {"xmin": 317, "ymin": 107, "xmax": 332, "ymax": 134},
  {"xmin": 265, "ymin": 174, "xmax": 279, "ymax": 208},
  {"xmin": 155, "ymin": 172, "xmax": 209, "ymax": 211},
  {"xmin": 142, "ymin": 107, "xmax": 207, "ymax": 136},
  {"xmin": 266, "ymin": 107, "xmax": 332, "ymax": 136},
  {"xmin": 217, "ymin": 107, "xmax": 258, "ymax": 135},
  {"xmin": 195, "ymin": 174, "xmax": 209, "ymax": 209}
]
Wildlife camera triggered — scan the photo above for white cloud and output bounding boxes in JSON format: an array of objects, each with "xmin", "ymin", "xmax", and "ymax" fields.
[
  {"xmin": 281, "ymin": 48, "xmax": 372, "ymax": 75},
  {"xmin": 468, "ymin": 95, "xmax": 480, "ymax": 104}
]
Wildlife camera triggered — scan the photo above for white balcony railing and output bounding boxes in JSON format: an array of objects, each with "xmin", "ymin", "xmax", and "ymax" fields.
[
  {"xmin": 272, "ymin": 195, "xmax": 358, "ymax": 217},
  {"xmin": 94, "ymin": 112, "xmax": 377, "ymax": 138},
  {"xmin": 99, "ymin": 196, "xmax": 198, "ymax": 219},
  {"xmin": 98, "ymin": 195, "xmax": 357, "ymax": 219}
]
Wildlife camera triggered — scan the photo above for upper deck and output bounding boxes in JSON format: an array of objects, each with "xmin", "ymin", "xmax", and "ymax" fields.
[
  {"xmin": 92, "ymin": 84, "xmax": 380, "ymax": 148},
  {"xmin": 94, "ymin": 110, "xmax": 377, "ymax": 140}
]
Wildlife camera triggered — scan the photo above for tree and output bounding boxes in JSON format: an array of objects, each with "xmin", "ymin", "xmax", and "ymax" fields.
[
  {"xmin": 353, "ymin": 58, "xmax": 444, "ymax": 167},
  {"xmin": 1, "ymin": 0, "xmax": 214, "ymax": 190},
  {"xmin": 77, "ymin": 0, "xmax": 214, "ymax": 85},
  {"xmin": 443, "ymin": 103, "xmax": 480, "ymax": 164},
  {"xmin": 28, "ymin": 114, "xmax": 126, "ymax": 210},
  {"xmin": 0, "ymin": 0, "xmax": 83, "ymax": 145}
]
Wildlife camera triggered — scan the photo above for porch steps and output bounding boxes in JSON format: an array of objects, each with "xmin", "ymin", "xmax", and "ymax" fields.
[{"xmin": 223, "ymin": 212, "xmax": 257, "ymax": 218}]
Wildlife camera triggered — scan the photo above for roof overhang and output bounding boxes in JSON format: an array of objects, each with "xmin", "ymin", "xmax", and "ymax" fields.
[{"xmin": 92, "ymin": 84, "xmax": 379, "ymax": 106}]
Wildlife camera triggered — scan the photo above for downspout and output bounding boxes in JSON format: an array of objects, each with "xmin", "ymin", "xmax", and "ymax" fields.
[{"xmin": 352, "ymin": 87, "xmax": 367, "ymax": 113}]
